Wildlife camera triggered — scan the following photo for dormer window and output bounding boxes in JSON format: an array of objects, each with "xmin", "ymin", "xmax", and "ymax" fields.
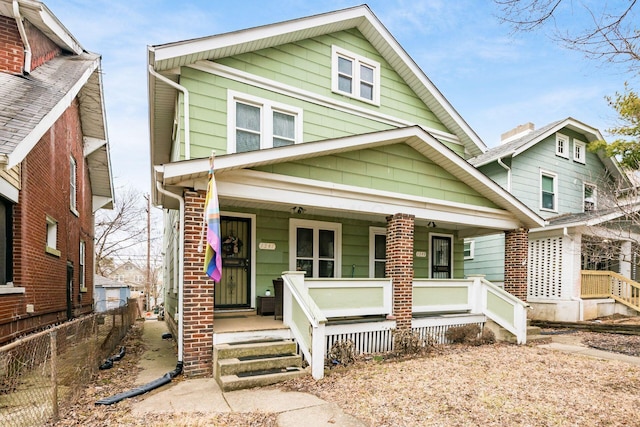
[
  {"xmin": 574, "ymin": 140, "xmax": 586, "ymax": 164},
  {"xmin": 556, "ymin": 133, "xmax": 569, "ymax": 158},
  {"xmin": 332, "ymin": 46, "xmax": 380, "ymax": 105}
]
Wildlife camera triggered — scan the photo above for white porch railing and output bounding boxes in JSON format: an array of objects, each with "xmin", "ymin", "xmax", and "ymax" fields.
[
  {"xmin": 282, "ymin": 272, "xmax": 529, "ymax": 380},
  {"xmin": 412, "ymin": 276, "xmax": 528, "ymax": 344}
]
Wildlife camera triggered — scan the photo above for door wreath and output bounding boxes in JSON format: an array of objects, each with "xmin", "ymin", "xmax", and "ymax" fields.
[{"xmin": 222, "ymin": 235, "xmax": 242, "ymax": 257}]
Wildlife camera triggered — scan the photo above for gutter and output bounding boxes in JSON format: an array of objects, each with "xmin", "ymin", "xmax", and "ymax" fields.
[
  {"xmin": 155, "ymin": 180, "xmax": 185, "ymax": 364},
  {"xmin": 12, "ymin": 0, "xmax": 32, "ymax": 74},
  {"xmin": 497, "ymin": 157, "xmax": 511, "ymax": 192},
  {"xmin": 148, "ymin": 65, "xmax": 191, "ymax": 160}
]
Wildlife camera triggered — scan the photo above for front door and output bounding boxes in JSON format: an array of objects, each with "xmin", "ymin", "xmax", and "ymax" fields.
[
  {"xmin": 216, "ymin": 216, "xmax": 251, "ymax": 308},
  {"xmin": 431, "ymin": 235, "xmax": 452, "ymax": 279}
]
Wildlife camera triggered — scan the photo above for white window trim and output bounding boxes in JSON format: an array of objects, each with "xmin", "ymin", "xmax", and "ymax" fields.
[
  {"xmin": 583, "ymin": 182, "xmax": 597, "ymax": 212},
  {"xmin": 540, "ymin": 170, "xmax": 558, "ymax": 212},
  {"xmin": 227, "ymin": 90, "xmax": 303, "ymax": 154},
  {"xmin": 70, "ymin": 156, "xmax": 78, "ymax": 216},
  {"xmin": 369, "ymin": 226, "xmax": 386, "ymax": 277},
  {"xmin": 79, "ymin": 240, "xmax": 87, "ymax": 292},
  {"xmin": 289, "ymin": 218, "xmax": 342, "ymax": 278},
  {"xmin": 331, "ymin": 45, "xmax": 381, "ymax": 105},
  {"xmin": 574, "ymin": 139, "xmax": 586, "ymax": 164},
  {"xmin": 556, "ymin": 133, "xmax": 569, "ymax": 158},
  {"xmin": 45, "ymin": 216, "xmax": 60, "ymax": 257},
  {"xmin": 428, "ymin": 232, "xmax": 454, "ymax": 279},
  {"xmin": 464, "ymin": 239, "xmax": 475, "ymax": 260}
]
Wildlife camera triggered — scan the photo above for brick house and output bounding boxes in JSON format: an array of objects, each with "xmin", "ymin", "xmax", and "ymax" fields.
[
  {"xmin": 148, "ymin": 6, "xmax": 544, "ymax": 378},
  {"xmin": 0, "ymin": 0, "xmax": 113, "ymax": 344}
]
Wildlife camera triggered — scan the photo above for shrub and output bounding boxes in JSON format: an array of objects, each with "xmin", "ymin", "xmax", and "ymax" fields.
[
  {"xmin": 326, "ymin": 339, "xmax": 356, "ymax": 367},
  {"xmin": 445, "ymin": 324, "xmax": 495, "ymax": 346},
  {"xmin": 392, "ymin": 329, "xmax": 435, "ymax": 356}
]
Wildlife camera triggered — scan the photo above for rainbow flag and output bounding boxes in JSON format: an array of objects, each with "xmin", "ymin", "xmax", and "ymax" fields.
[{"xmin": 203, "ymin": 171, "xmax": 222, "ymax": 282}]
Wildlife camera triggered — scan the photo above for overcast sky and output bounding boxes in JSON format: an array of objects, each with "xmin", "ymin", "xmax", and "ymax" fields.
[{"xmin": 44, "ymin": 0, "xmax": 634, "ymax": 195}]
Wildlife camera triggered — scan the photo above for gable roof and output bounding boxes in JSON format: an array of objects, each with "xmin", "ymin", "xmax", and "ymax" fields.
[
  {"xmin": 155, "ymin": 126, "xmax": 543, "ymax": 231},
  {"xmin": 0, "ymin": 0, "xmax": 113, "ymax": 209},
  {"xmin": 469, "ymin": 117, "xmax": 626, "ymax": 183},
  {"xmin": 148, "ymin": 4, "xmax": 487, "ymax": 174}
]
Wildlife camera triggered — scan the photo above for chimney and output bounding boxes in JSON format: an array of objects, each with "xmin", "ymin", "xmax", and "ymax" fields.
[{"xmin": 501, "ymin": 122, "xmax": 534, "ymax": 144}]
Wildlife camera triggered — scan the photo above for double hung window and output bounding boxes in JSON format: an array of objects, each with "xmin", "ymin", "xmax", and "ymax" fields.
[
  {"xmin": 332, "ymin": 46, "xmax": 380, "ymax": 104},
  {"xmin": 540, "ymin": 171, "xmax": 557, "ymax": 211}
]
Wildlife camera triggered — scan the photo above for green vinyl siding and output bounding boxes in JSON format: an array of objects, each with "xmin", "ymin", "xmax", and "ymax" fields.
[
  {"xmin": 463, "ymin": 234, "xmax": 505, "ymax": 282},
  {"xmin": 254, "ymin": 144, "xmax": 499, "ymax": 209},
  {"xmin": 503, "ymin": 130, "xmax": 611, "ymax": 219},
  {"xmin": 173, "ymin": 27, "xmax": 463, "ymax": 161}
]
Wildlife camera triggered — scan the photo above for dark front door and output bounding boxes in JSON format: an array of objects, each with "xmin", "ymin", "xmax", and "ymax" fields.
[
  {"xmin": 66, "ymin": 262, "xmax": 74, "ymax": 319},
  {"xmin": 216, "ymin": 216, "xmax": 251, "ymax": 308},
  {"xmin": 431, "ymin": 235, "xmax": 452, "ymax": 279}
]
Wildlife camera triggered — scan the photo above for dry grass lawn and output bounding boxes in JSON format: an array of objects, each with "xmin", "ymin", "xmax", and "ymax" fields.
[{"xmin": 53, "ymin": 323, "xmax": 640, "ymax": 426}]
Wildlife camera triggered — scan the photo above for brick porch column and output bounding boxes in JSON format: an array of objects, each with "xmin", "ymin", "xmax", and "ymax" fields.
[
  {"xmin": 504, "ymin": 228, "xmax": 529, "ymax": 301},
  {"xmin": 181, "ymin": 190, "xmax": 214, "ymax": 377},
  {"xmin": 386, "ymin": 213, "xmax": 415, "ymax": 330}
]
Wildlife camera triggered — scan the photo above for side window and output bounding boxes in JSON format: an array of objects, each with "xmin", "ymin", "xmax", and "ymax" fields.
[
  {"xmin": 574, "ymin": 140, "xmax": 586, "ymax": 164},
  {"xmin": 540, "ymin": 171, "xmax": 557, "ymax": 211},
  {"xmin": 556, "ymin": 133, "xmax": 569, "ymax": 158},
  {"xmin": 227, "ymin": 90, "xmax": 302, "ymax": 154},
  {"xmin": 464, "ymin": 239, "xmax": 475, "ymax": 260},
  {"xmin": 79, "ymin": 241, "xmax": 86, "ymax": 291},
  {"xmin": 369, "ymin": 227, "xmax": 386, "ymax": 278},
  {"xmin": 584, "ymin": 183, "xmax": 596, "ymax": 212},
  {"xmin": 331, "ymin": 45, "xmax": 380, "ymax": 105},
  {"xmin": 46, "ymin": 215, "xmax": 61, "ymax": 256},
  {"xmin": 70, "ymin": 156, "xmax": 78, "ymax": 214},
  {"xmin": 0, "ymin": 197, "xmax": 13, "ymax": 285}
]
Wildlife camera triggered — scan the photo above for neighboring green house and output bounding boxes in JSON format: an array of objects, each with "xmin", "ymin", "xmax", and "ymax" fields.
[
  {"xmin": 467, "ymin": 119, "xmax": 639, "ymax": 322},
  {"xmin": 148, "ymin": 5, "xmax": 544, "ymax": 379}
]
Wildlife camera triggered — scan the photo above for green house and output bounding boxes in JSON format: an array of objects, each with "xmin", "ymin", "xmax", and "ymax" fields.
[
  {"xmin": 148, "ymin": 5, "xmax": 543, "ymax": 380},
  {"xmin": 467, "ymin": 119, "xmax": 639, "ymax": 322}
]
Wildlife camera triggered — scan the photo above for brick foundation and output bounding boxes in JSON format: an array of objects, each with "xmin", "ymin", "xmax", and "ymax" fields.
[
  {"xmin": 386, "ymin": 213, "xmax": 414, "ymax": 330},
  {"xmin": 504, "ymin": 228, "xmax": 528, "ymax": 301}
]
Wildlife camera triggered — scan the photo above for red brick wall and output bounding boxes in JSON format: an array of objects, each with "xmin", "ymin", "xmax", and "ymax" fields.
[
  {"xmin": 182, "ymin": 190, "xmax": 214, "ymax": 377},
  {"xmin": 386, "ymin": 213, "xmax": 415, "ymax": 330},
  {"xmin": 1, "ymin": 100, "xmax": 95, "ymax": 344},
  {"xmin": 0, "ymin": 16, "xmax": 23, "ymax": 74},
  {"xmin": 504, "ymin": 228, "xmax": 529, "ymax": 301},
  {"xmin": 0, "ymin": 16, "xmax": 61, "ymax": 75}
]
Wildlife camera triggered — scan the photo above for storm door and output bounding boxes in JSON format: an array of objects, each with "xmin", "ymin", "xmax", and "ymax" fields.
[
  {"xmin": 216, "ymin": 216, "xmax": 251, "ymax": 308},
  {"xmin": 431, "ymin": 235, "xmax": 452, "ymax": 279}
]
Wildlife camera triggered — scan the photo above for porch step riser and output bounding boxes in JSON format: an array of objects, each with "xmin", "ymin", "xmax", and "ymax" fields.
[
  {"xmin": 214, "ymin": 339, "xmax": 307, "ymax": 391},
  {"xmin": 217, "ymin": 354, "xmax": 302, "ymax": 376},
  {"xmin": 215, "ymin": 341, "xmax": 297, "ymax": 360},
  {"xmin": 219, "ymin": 369, "xmax": 308, "ymax": 392}
]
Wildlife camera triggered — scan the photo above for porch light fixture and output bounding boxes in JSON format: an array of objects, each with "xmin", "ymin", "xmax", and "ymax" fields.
[
  {"xmin": 428, "ymin": 221, "xmax": 437, "ymax": 228},
  {"xmin": 292, "ymin": 206, "xmax": 305, "ymax": 214}
]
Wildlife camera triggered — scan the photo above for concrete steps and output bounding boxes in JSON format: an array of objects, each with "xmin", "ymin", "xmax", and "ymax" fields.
[
  {"xmin": 486, "ymin": 320, "xmax": 552, "ymax": 345},
  {"xmin": 214, "ymin": 339, "xmax": 307, "ymax": 392}
]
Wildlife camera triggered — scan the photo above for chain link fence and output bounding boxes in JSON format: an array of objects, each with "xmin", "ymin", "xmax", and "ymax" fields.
[{"xmin": 0, "ymin": 300, "xmax": 138, "ymax": 427}]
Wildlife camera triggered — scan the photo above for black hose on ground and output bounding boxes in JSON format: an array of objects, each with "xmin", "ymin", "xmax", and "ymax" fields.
[{"xmin": 95, "ymin": 362, "xmax": 183, "ymax": 406}]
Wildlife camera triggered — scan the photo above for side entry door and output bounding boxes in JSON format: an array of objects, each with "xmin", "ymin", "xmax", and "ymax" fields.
[{"xmin": 431, "ymin": 235, "xmax": 452, "ymax": 279}]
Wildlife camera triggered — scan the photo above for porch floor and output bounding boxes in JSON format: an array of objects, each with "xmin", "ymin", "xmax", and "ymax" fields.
[{"xmin": 213, "ymin": 310, "xmax": 287, "ymax": 333}]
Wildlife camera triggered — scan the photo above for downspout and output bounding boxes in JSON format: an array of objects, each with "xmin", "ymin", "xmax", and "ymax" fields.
[
  {"xmin": 148, "ymin": 65, "xmax": 191, "ymax": 160},
  {"xmin": 156, "ymin": 181, "xmax": 184, "ymax": 364},
  {"xmin": 497, "ymin": 157, "xmax": 511, "ymax": 192},
  {"xmin": 12, "ymin": 0, "xmax": 32, "ymax": 75}
]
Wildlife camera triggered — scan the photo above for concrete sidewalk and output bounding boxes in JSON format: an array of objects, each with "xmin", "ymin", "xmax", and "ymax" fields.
[
  {"xmin": 537, "ymin": 332, "xmax": 640, "ymax": 366},
  {"xmin": 129, "ymin": 319, "xmax": 365, "ymax": 427}
]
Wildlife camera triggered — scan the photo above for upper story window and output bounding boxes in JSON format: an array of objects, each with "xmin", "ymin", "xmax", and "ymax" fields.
[
  {"xmin": 584, "ymin": 183, "xmax": 596, "ymax": 212},
  {"xmin": 540, "ymin": 171, "xmax": 558, "ymax": 212},
  {"xmin": 331, "ymin": 46, "xmax": 380, "ymax": 105},
  {"xmin": 574, "ymin": 140, "xmax": 586, "ymax": 164},
  {"xmin": 556, "ymin": 133, "xmax": 569, "ymax": 158},
  {"xmin": 70, "ymin": 156, "xmax": 78, "ymax": 214},
  {"xmin": 227, "ymin": 90, "xmax": 302, "ymax": 154}
]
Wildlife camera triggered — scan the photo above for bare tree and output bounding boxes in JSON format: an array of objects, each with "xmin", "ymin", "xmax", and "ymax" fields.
[
  {"xmin": 494, "ymin": 0, "xmax": 640, "ymax": 71},
  {"xmin": 94, "ymin": 186, "xmax": 147, "ymax": 275}
]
